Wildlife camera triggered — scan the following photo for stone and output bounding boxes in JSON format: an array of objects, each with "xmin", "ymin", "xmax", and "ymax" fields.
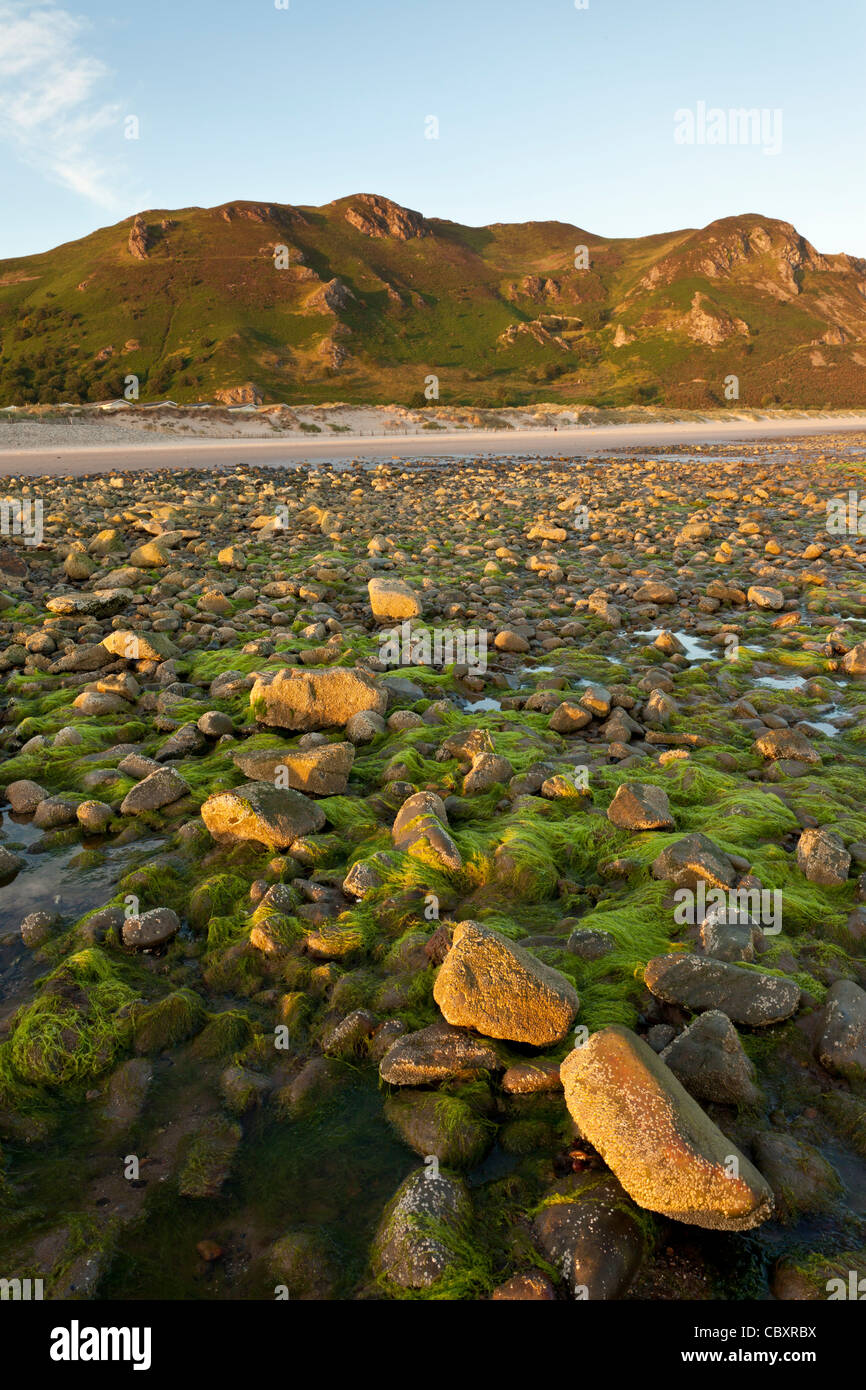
[
  {"xmin": 251, "ymin": 666, "xmax": 387, "ymax": 731},
  {"xmin": 368, "ymin": 576, "xmax": 422, "ymax": 621},
  {"xmin": 752, "ymin": 1133, "xmax": 842, "ymax": 1221},
  {"xmin": 607, "ymin": 782, "xmax": 674, "ymax": 831},
  {"xmin": 392, "ymin": 790, "xmax": 462, "ymax": 872},
  {"xmin": 651, "ymin": 834, "xmax": 736, "ymax": 889},
  {"xmin": 122, "ymin": 907, "xmax": 181, "ymax": 949},
  {"xmin": 372, "ymin": 1169, "xmax": 471, "ymax": 1290},
  {"xmin": 33, "ymin": 795, "xmax": 78, "ymax": 828},
  {"xmin": 320, "ymin": 1009, "xmax": 378, "ymax": 1057},
  {"xmin": 533, "ymin": 1174, "xmax": 646, "ymax": 1299},
  {"xmin": 385, "ymin": 1090, "xmax": 491, "ymax": 1168},
  {"xmin": 129, "ymin": 540, "xmax": 169, "ymax": 568},
  {"xmin": 500, "ymin": 1061, "xmax": 562, "ymax": 1094},
  {"xmin": 379, "ymin": 1020, "xmax": 501, "ymax": 1085},
  {"xmin": 52, "ymin": 642, "xmax": 113, "ymax": 674},
  {"xmin": 433, "ymin": 919, "xmax": 579, "ymax": 1045},
  {"xmin": 45, "ymin": 588, "xmax": 133, "ymax": 617},
  {"xmin": 120, "ymin": 767, "xmax": 189, "ymax": 815},
  {"xmin": 341, "ymin": 851, "xmax": 396, "ymax": 899},
  {"xmin": 753, "ymin": 728, "xmax": 821, "ymax": 764},
  {"xmin": 20, "ymin": 911, "xmax": 59, "ymax": 948},
  {"xmin": 560, "ymin": 1025, "xmax": 774, "ymax": 1230},
  {"xmin": 747, "ymin": 585, "xmax": 784, "ymax": 610},
  {"xmin": 462, "ymin": 752, "xmax": 514, "ymax": 794},
  {"xmin": 233, "ymin": 741, "xmax": 354, "ymax": 795},
  {"xmin": 5, "ymin": 779, "xmax": 47, "ymax": 814},
  {"xmin": 197, "ymin": 710, "xmax": 234, "ymax": 738},
  {"xmin": 103, "ymin": 1058, "xmax": 153, "ymax": 1127},
  {"xmin": 660, "ymin": 1010, "xmax": 762, "ymax": 1105},
  {"xmin": 76, "ymin": 800, "xmax": 114, "ymax": 834},
  {"xmin": 548, "ymin": 701, "xmax": 592, "ymax": 733},
  {"xmin": 797, "ymin": 827, "xmax": 851, "ymax": 885},
  {"xmin": 817, "ymin": 980, "xmax": 866, "ymax": 1077},
  {"xmin": 566, "ymin": 928, "xmax": 616, "ymax": 960},
  {"xmin": 579, "ymin": 683, "xmax": 612, "ymax": 717},
  {"xmin": 201, "ymin": 782, "xmax": 326, "ymax": 848},
  {"xmin": 178, "ymin": 1115, "xmax": 241, "ymax": 1197},
  {"xmin": 841, "ymin": 641, "xmax": 866, "ymax": 677},
  {"xmin": 102, "ymin": 630, "xmax": 180, "ymax": 662},
  {"xmin": 268, "ymin": 1231, "xmax": 337, "ymax": 1300},
  {"xmin": 634, "ymin": 580, "xmax": 677, "ymax": 604},
  {"xmin": 345, "ymin": 709, "xmax": 386, "ymax": 744},
  {"xmin": 492, "ymin": 1272, "xmax": 557, "ymax": 1300},
  {"xmin": 644, "ymin": 953, "xmax": 800, "ymax": 1027},
  {"xmin": 494, "ymin": 630, "xmax": 530, "ymax": 653},
  {"xmin": 71, "ymin": 691, "xmax": 129, "ymax": 716}
]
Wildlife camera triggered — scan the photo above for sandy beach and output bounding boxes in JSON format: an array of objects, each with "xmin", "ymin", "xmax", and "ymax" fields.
[{"xmin": 1, "ymin": 413, "xmax": 865, "ymax": 476}]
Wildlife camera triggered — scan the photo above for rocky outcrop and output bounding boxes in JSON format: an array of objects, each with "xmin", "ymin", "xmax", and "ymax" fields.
[
  {"xmin": 128, "ymin": 215, "xmax": 150, "ymax": 259},
  {"xmin": 214, "ymin": 383, "xmax": 263, "ymax": 406},
  {"xmin": 345, "ymin": 194, "xmax": 429, "ymax": 241}
]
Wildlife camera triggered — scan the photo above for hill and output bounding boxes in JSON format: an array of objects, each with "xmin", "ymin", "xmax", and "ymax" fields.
[{"xmin": 1, "ymin": 193, "xmax": 865, "ymax": 409}]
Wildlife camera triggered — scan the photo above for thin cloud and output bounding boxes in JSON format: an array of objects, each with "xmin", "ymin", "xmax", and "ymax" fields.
[{"xmin": 0, "ymin": 2, "xmax": 129, "ymax": 209}]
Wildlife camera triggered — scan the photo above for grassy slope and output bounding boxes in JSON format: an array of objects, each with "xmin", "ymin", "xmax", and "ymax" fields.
[{"xmin": 1, "ymin": 196, "xmax": 865, "ymax": 408}]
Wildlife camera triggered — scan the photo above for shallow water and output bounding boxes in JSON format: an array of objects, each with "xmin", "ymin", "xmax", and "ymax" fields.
[
  {"xmin": 753, "ymin": 675, "xmax": 806, "ymax": 691},
  {"xmin": 635, "ymin": 629, "xmax": 716, "ymax": 662},
  {"xmin": 97, "ymin": 1068, "xmax": 416, "ymax": 1300}
]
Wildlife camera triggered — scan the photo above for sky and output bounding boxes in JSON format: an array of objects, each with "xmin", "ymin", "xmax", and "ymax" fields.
[{"xmin": 1, "ymin": 0, "xmax": 864, "ymax": 260}]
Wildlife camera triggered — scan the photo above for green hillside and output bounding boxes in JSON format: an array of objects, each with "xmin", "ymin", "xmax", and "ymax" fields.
[{"xmin": 1, "ymin": 193, "xmax": 865, "ymax": 409}]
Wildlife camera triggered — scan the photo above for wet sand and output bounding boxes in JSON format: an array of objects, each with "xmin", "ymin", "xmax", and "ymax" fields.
[{"xmin": 1, "ymin": 414, "xmax": 865, "ymax": 476}]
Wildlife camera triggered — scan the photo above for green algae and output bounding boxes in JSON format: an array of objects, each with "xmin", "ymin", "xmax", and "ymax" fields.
[
  {"xmin": 131, "ymin": 990, "xmax": 208, "ymax": 1055},
  {"xmin": 9, "ymin": 949, "xmax": 135, "ymax": 1088}
]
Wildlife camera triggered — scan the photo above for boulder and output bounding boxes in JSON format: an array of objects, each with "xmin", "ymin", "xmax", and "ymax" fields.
[
  {"xmin": 392, "ymin": 790, "xmax": 462, "ymax": 872},
  {"xmin": 817, "ymin": 980, "xmax": 866, "ymax": 1077},
  {"xmin": 251, "ymin": 667, "xmax": 387, "ymax": 731},
  {"xmin": 45, "ymin": 588, "xmax": 133, "ymax": 618},
  {"xmin": 385, "ymin": 1091, "xmax": 491, "ymax": 1168},
  {"xmin": 372, "ymin": 1169, "xmax": 471, "ymax": 1290},
  {"xmin": 5, "ymin": 779, "xmax": 47, "ymax": 814},
  {"xmin": 533, "ymin": 1174, "xmax": 646, "ymax": 1299},
  {"xmin": 753, "ymin": 729, "xmax": 821, "ymax": 764},
  {"xmin": 651, "ymin": 834, "xmax": 736, "ymax": 890},
  {"xmin": 796, "ymin": 827, "xmax": 851, "ymax": 886},
  {"xmin": 233, "ymin": 741, "xmax": 354, "ymax": 795},
  {"xmin": 379, "ymin": 1020, "xmax": 501, "ymax": 1085},
  {"xmin": 752, "ymin": 1133, "xmax": 842, "ymax": 1221},
  {"xmin": 560, "ymin": 1025, "xmax": 774, "ymax": 1230},
  {"xmin": 433, "ymin": 920, "xmax": 579, "ymax": 1045},
  {"xmin": 644, "ymin": 953, "xmax": 800, "ymax": 1027},
  {"xmin": 120, "ymin": 767, "xmax": 189, "ymax": 815},
  {"xmin": 368, "ymin": 576, "xmax": 422, "ymax": 622},
  {"xmin": 607, "ymin": 782, "xmax": 674, "ymax": 831},
  {"xmin": 102, "ymin": 630, "xmax": 180, "ymax": 662},
  {"xmin": 747, "ymin": 585, "xmax": 785, "ymax": 610},
  {"xmin": 201, "ymin": 782, "xmax": 326, "ymax": 848},
  {"xmin": 660, "ymin": 1010, "xmax": 762, "ymax": 1105},
  {"xmin": 122, "ymin": 907, "xmax": 181, "ymax": 950}
]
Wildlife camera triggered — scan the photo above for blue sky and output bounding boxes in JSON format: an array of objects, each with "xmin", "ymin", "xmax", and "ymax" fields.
[{"xmin": 1, "ymin": 0, "xmax": 864, "ymax": 259}]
